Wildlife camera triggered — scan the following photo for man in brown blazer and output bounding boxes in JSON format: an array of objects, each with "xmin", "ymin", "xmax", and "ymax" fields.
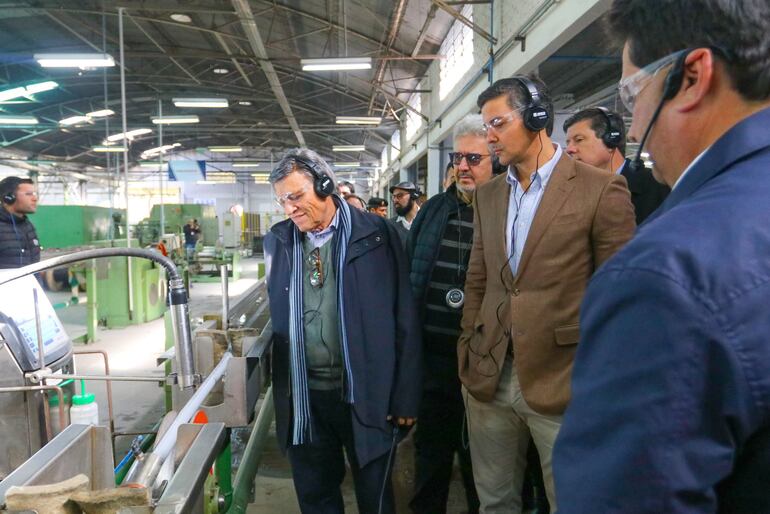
[{"xmin": 459, "ymin": 76, "xmax": 636, "ymax": 513}]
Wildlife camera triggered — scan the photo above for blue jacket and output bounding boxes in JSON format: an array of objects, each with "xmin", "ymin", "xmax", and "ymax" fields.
[
  {"xmin": 264, "ymin": 206, "xmax": 422, "ymax": 466},
  {"xmin": 554, "ymin": 107, "xmax": 770, "ymax": 512}
]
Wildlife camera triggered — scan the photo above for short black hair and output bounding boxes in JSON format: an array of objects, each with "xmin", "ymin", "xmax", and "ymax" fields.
[
  {"xmin": 345, "ymin": 194, "xmax": 366, "ymax": 210},
  {"xmin": 607, "ymin": 0, "xmax": 770, "ymax": 102},
  {"xmin": 0, "ymin": 176, "xmax": 33, "ymax": 199},
  {"xmin": 476, "ymin": 75, "xmax": 554, "ymax": 136},
  {"xmin": 367, "ymin": 196, "xmax": 388, "ymax": 208},
  {"xmin": 563, "ymin": 108, "xmax": 626, "ymax": 154}
]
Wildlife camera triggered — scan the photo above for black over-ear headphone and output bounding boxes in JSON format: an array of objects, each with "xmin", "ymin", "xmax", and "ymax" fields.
[
  {"xmin": 291, "ymin": 156, "xmax": 335, "ymax": 198},
  {"xmin": 512, "ymin": 75, "xmax": 550, "ymax": 132},
  {"xmin": 0, "ymin": 178, "xmax": 18, "ymax": 205},
  {"xmin": 593, "ymin": 106, "xmax": 623, "ymax": 149},
  {"xmin": 409, "ymin": 189, "xmax": 421, "ymax": 201}
]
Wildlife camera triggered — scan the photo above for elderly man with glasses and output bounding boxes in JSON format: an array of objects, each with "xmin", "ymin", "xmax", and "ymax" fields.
[
  {"xmin": 458, "ymin": 75, "xmax": 636, "ymax": 513},
  {"xmin": 554, "ymin": 1, "xmax": 770, "ymax": 512},
  {"xmin": 263, "ymin": 148, "xmax": 422, "ymax": 514}
]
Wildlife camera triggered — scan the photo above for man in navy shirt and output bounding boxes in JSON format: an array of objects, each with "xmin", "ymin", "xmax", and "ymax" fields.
[{"xmin": 554, "ymin": 1, "xmax": 770, "ymax": 512}]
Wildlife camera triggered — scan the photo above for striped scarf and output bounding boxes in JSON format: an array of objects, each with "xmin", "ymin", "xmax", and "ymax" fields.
[{"xmin": 288, "ymin": 196, "xmax": 354, "ymax": 444}]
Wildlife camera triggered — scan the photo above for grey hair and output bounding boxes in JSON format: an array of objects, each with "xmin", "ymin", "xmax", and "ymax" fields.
[
  {"xmin": 269, "ymin": 148, "xmax": 337, "ymax": 185},
  {"xmin": 453, "ymin": 113, "xmax": 487, "ymax": 142}
]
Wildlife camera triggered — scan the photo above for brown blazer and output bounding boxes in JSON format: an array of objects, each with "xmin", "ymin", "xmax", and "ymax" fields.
[{"xmin": 458, "ymin": 153, "xmax": 636, "ymax": 415}]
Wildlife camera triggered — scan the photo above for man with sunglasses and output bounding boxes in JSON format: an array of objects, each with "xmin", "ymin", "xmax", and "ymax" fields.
[
  {"xmin": 554, "ymin": 1, "xmax": 770, "ymax": 512},
  {"xmin": 263, "ymin": 148, "xmax": 422, "ymax": 514},
  {"xmin": 405, "ymin": 114, "xmax": 493, "ymax": 514},
  {"xmin": 459, "ymin": 75, "xmax": 636, "ymax": 513}
]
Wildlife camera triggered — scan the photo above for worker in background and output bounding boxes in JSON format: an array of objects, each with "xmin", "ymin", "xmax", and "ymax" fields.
[
  {"xmin": 182, "ymin": 218, "xmax": 199, "ymax": 262},
  {"xmin": 554, "ymin": 1, "xmax": 770, "ymax": 512},
  {"xmin": 462, "ymin": 75, "xmax": 635, "ymax": 513},
  {"xmin": 406, "ymin": 114, "xmax": 491, "ymax": 514},
  {"xmin": 0, "ymin": 176, "xmax": 40, "ymax": 269},
  {"xmin": 389, "ymin": 181, "xmax": 421, "ymax": 247},
  {"xmin": 564, "ymin": 106, "xmax": 669, "ymax": 224},
  {"xmin": 263, "ymin": 148, "xmax": 422, "ymax": 514},
  {"xmin": 344, "ymin": 194, "xmax": 367, "ymax": 211},
  {"xmin": 337, "ymin": 180, "xmax": 355, "ymax": 198},
  {"xmin": 367, "ymin": 196, "xmax": 389, "ymax": 218},
  {"xmin": 156, "ymin": 239, "xmax": 169, "ymax": 257},
  {"xmin": 443, "ymin": 162, "xmax": 456, "ymax": 191}
]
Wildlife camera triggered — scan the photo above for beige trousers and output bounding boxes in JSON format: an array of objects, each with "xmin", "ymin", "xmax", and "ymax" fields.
[{"xmin": 464, "ymin": 357, "xmax": 562, "ymax": 514}]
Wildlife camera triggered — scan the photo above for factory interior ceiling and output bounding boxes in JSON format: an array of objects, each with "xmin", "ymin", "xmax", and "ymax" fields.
[{"xmin": 0, "ymin": 0, "xmax": 623, "ymax": 182}]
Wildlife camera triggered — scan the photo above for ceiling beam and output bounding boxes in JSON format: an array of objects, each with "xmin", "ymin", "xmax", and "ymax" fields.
[
  {"xmin": 232, "ymin": 0, "xmax": 305, "ymax": 146},
  {"xmin": 430, "ymin": 0, "xmax": 497, "ymax": 45},
  {"xmin": 412, "ymin": 5, "xmax": 438, "ymax": 58}
]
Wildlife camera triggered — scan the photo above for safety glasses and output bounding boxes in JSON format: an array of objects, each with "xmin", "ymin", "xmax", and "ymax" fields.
[
  {"xmin": 618, "ymin": 49, "xmax": 687, "ymax": 113},
  {"xmin": 275, "ymin": 183, "xmax": 310, "ymax": 208},
  {"xmin": 307, "ymin": 247, "xmax": 324, "ymax": 288},
  {"xmin": 449, "ymin": 152, "xmax": 490, "ymax": 166}
]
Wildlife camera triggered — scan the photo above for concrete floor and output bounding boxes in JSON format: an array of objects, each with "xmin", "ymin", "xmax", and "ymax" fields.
[{"xmin": 53, "ymin": 257, "xmax": 477, "ymax": 513}]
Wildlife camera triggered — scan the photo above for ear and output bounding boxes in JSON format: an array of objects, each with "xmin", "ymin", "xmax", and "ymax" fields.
[{"xmin": 674, "ymin": 48, "xmax": 715, "ymax": 114}]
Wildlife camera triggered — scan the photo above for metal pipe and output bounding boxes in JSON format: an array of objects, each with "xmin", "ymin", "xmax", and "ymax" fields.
[
  {"xmin": 125, "ymin": 352, "xmax": 233, "ymax": 488},
  {"xmin": 73, "ymin": 350, "xmax": 115, "ymax": 433},
  {"xmin": 53, "ymin": 374, "xmax": 164, "ymax": 383},
  {"xmin": 221, "ymin": 264, "xmax": 229, "ymax": 332},
  {"xmin": 118, "ymin": 6, "xmax": 134, "ymax": 320},
  {"xmin": 229, "ymin": 385, "xmax": 275, "ymax": 513},
  {"xmin": 158, "ymin": 99, "xmax": 165, "ymax": 238},
  {"xmin": 0, "ymin": 385, "xmax": 67, "ymax": 434},
  {"xmin": 33, "ymin": 288, "xmax": 45, "ymax": 371},
  {"xmin": 169, "ymin": 277, "xmax": 196, "ymax": 389}
]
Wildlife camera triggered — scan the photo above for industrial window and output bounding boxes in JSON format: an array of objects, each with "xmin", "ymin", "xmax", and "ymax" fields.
[
  {"xmin": 405, "ymin": 93, "xmax": 422, "ymax": 141},
  {"xmin": 439, "ymin": 5, "xmax": 475, "ymax": 100},
  {"xmin": 390, "ymin": 130, "xmax": 401, "ymax": 162}
]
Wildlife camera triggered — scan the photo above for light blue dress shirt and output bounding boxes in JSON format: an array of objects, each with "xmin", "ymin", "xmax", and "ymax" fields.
[
  {"xmin": 505, "ymin": 145, "xmax": 563, "ymax": 274},
  {"xmin": 306, "ymin": 208, "xmax": 339, "ymax": 248}
]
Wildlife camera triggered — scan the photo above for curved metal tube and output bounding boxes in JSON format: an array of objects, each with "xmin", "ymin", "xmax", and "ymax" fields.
[
  {"xmin": 0, "ymin": 247, "xmax": 181, "ymax": 287},
  {"xmin": 0, "ymin": 248, "xmax": 196, "ymax": 390}
]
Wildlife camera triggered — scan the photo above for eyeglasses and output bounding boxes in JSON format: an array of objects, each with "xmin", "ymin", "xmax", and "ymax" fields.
[
  {"xmin": 307, "ymin": 247, "xmax": 324, "ymax": 288},
  {"xmin": 275, "ymin": 183, "xmax": 310, "ymax": 207},
  {"xmin": 391, "ymin": 192, "xmax": 410, "ymax": 200},
  {"xmin": 481, "ymin": 108, "xmax": 524, "ymax": 133},
  {"xmin": 618, "ymin": 49, "xmax": 685, "ymax": 113},
  {"xmin": 449, "ymin": 152, "xmax": 490, "ymax": 166}
]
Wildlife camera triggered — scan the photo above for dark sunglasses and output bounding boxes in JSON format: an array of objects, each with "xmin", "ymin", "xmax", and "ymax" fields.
[
  {"xmin": 307, "ymin": 248, "xmax": 324, "ymax": 288},
  {"xmin": 449, "ymin": 152, "xmax": 489, "ymax": 166}
]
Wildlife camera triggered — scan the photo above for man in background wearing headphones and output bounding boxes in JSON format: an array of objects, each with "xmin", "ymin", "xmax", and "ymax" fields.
[
  {"xmin": 460, "ymin": 76, "xmax": 636, "ymax": 512},
  {"xmin": 389, "ymin": 181, "xmax": 421, "ymax": 247},
  {"xmin": 263, "ymin": 148, "xmax": 422, "ymax": 514},
  {"xmin": 564, "ymin": 107, "xmax": 669, "ymax": 224},
  {"xmin": 554, "ymin": 1, "xmax": 770, "ymax": 512},
  {"xmin": 0, "ymin": 176, "xmax": 40, "ymax": 269}
]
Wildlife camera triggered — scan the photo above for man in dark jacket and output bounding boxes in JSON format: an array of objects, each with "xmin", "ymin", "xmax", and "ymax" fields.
[
  {"xmin": 389, "ymin": 181, "xmax": 420, "ymax": 247},
  {"xmin": 554, "ymin": 1, "xmax": 770, "ymax": 512},
  {"xmin": 0, "ymin": 176, "xmax": 40, "ymax": 269},
  {"xmin": 564, "ymin": 106, "xmax": 669, "ymax": 224},
  {"xmin": 263, "ymin": 148, "xmax": 422, "ymax": 514},
  {"xmin": 406, "ymin": 114, "xmax": 493, "ymax": 514}
]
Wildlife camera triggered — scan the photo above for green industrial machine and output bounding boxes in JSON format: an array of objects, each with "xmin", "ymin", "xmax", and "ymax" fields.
[
  {"xmin": 136, "ymin": 203, "xmax": 218, "ymax": 247},
  {"xmin": 29, "ymin": 205, "xmax": 125, "ymax": 248},
  {"xmin": 84, "ymin": 239, "xmax": 167, "ymax": 329}
]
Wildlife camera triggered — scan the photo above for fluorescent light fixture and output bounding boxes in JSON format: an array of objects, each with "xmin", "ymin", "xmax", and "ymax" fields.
[
  {"xmin": 335, "ymin": 116, "xmax": 381, "ymax": 125},
  {"xmin": 35, "ymin": 53, "xmax": 115, "ymax": 68},
  {"xmin": 151, "ymin": 115, "xmax": 199, "ymax": 125},
  {"xmin": 170, "ymin": 13, "xmax": 192, "ymax": 23},
  {"xmin": 92, "ymin": 146, "xmax": 125, "ymax": 153},
  {"xmin": 59, "ymin": 115, "xmax": 90, "ymax": 126},
  {"xmin": 332, "ymin": 145, "xmax": 366, "ymax": 152},
  {"xmin": 141, "ymin": 143, "xmax": 182, "ymax": 158},
  {"xmin": 238, "ymin": 101, "xmax": 252, "ymax": 106},
  {"xmin": 139, "ymin": 162, "xmax": 168, "ymax": 168},
  {"xmin": 106, "ymin": 128, "xmax": 152, "ymax": 142},
  {"xmin": 0, "ymin": 115, "xmax": 39, "ymax": 124},
  {"xmin": 333, "ymin": 162, "xmax": 360, "ymax": 167},
  {"xmin": 301, "ymin": 57, "xmax": 372, "ymax": 71},
  {"xmin": 213, "ymin": 68, "xmax": 229, "ymax": 75},
  {"xmin": 208, "ymin": 146, "xmax": 242, "ymax": 152},
  {"xmin": 86, "ymin": 109, "xmax": 114, "ymax": 118},
  {"xmin": 172, "ymin": 97, "xmax": 228, "ymax": 108},
  {"xmin": 0, "ymin": 81, "xmax": 59, "ymax": 102},
  {"xmin": 24, "ymin": 81, "xmax": 58, "ymax": 94},
  {"xmin": 251, "ymin": 173, "xmax": 269, "ymax": 177},
  {"xmin": 232, "ymin": 162, "xmax": 262, "ymax": 168}
]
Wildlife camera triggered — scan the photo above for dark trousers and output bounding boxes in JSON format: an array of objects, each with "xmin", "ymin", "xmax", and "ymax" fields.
[
  {"xmin": 410, "ymin": 389, "xmax": 479, "ymax": 514},
  {"xmin": 287, "ymin": 389, "xmax": 396, "ymax": 514}
]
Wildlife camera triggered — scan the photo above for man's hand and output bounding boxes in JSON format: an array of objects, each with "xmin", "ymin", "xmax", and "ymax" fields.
[{"xmin": 387, "ymin": 415, "xmax": 416, "ymax": 427}]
